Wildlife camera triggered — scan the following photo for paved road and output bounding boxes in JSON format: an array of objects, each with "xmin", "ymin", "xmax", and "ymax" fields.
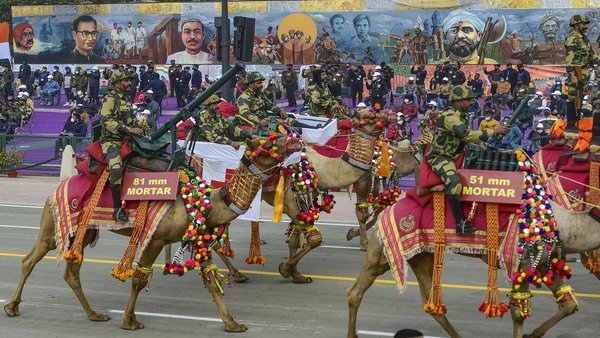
[{"xmin": 0, "ymin": 203, "xmax": 599, "ymax": 338}]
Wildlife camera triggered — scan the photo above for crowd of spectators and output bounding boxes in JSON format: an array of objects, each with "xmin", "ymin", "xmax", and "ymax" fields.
[{"xmin": 0, "ymin": 58, "xmax": 578, "ymax": 156}]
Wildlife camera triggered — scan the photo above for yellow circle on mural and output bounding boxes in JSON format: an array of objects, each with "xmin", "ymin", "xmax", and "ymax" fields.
[{"xmin": 278, "ymin": 13, "xmax": 317, "ymax": 45}]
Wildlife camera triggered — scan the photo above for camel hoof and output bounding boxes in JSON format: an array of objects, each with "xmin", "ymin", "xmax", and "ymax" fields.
[
  {"xmin": 232, "ymin": 273, "xmax": 249, "ymax": 283},
  {"xmin": 4, "ymin": 302, "xmax": 20, "ymax": 317},
  {"xmin": 121, "ymin": 317, "xmax": 144, "ymax": 330},
  {"xmin": 224, "ymin": 322, "xmax": 248, "ymax": 332},
  {"xmin": 346, "ymin": 228, "xmax": 357, "ymax": 241},
  {"xmin": 347, "ymin": 332, "xmax": 359, "ymax": 338},
  {"xmin": 88, "ymin": 312, "xmax": 111, "ymax": 322},
  {"xmin": 278, "ymin": 263, "xmax": 291, "ymax": 279},
  {"xmin": 292, "ymin": 275, "xmax": 313, "ymax": 284}
]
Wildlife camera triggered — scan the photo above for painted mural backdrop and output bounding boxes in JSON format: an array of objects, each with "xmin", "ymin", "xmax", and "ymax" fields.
[{"xmin": 10, "ymin": 2, "xmax": 600, "ymax": 65}]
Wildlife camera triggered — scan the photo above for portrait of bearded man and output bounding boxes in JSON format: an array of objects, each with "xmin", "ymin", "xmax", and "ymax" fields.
[
  {"xmin": 14, "ymin": 22, "xmax": 35, "ymax": 52},
  {"xmin": 442, "ymin": 10, "xmax": 497, "ymax": 64}
]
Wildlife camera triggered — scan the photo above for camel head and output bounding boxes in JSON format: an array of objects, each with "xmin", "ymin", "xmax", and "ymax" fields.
[
  {"xmin": 352, "ymin": 108, "xmax": 387, "ymax": 138},
  {"xmin": 392, "ymin": 139, "xmax": 421, "ymax": 175},
  {"xmin": 244, "ymin": 131, "xmax": 302, "ymax": 173}
]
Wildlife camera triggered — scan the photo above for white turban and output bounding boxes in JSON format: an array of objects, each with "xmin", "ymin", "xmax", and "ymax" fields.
[{"xmin": 442, "ymin": 10, "xmax": 485, "ymax": 34}]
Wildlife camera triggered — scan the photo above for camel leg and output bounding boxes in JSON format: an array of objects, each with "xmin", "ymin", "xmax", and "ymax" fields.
[
  {"xmin": 63, "ymin": 231, "xmax": 111, "ymax": 322},
  {"xmin": 347, "ymin": 231, "xmax": 389, "ymax": 338},
  {"xmin": 201, "ymin": 260, "xmax": 248, "ymax": 332},
  {"xmin": 279, "ymin": 223, "xmax": 322, "ymax": 283},
  {"xmin": 509, "ymin": 285, "xmax": 527, "ymax": 338},
  {"xmin": 347, "ymin": 176, "xmax": 371, "ymax": 251},
  {"xmin": 4, "ymin": 202, "xmax": 56, "ymax": 317},
  {"xmin": 523, "ymin": 279, "xmax": 579, "ymax": 338},
  {"xmin": 408, "ymin": 253, "xmax": 460, "ymax": 338},
  {"xmin": 121, "ymin": 240, "xmax": 164, "ymax": 330},
  {"xmin": 213, "ymin": 241, "xmax": 249, "ymax": 283}
]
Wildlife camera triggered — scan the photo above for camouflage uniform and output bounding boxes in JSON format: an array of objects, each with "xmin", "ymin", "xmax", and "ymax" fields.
[
  {"xmin": 100, "ymin": 70, "xmax": 140, "ymax": 186},
  {"xmin": 564, "ymin": 15, "xmax": 597, "ymax": 106},
  {"xmin": 236, "ymin": 72, "xmax": 292, "ymax": 127},
  {"xmin": 306, "ymin": 83, "xmax": 335, "ymax": 118},
  {"xmin": 197, "ymin": 95, "xmax": 252, "ymax": 144},
  {"xmin": 427, "ymin": 85, "xmax": 493, "ymax": 235}
]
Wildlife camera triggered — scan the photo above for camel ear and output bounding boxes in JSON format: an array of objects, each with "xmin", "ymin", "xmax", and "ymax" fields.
[{"xmin": 246, "ymin": 137, "xmax": 258, "ymax": 151}]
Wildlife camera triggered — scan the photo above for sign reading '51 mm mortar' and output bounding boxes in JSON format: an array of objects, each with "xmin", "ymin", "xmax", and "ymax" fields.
[
  {"xmin": 459, "ymin": 169, "xmax": 523, "ymax": 205},
  {"xmin": 121, "ymin": 172, "xmax": 180, "ymax": 200}
]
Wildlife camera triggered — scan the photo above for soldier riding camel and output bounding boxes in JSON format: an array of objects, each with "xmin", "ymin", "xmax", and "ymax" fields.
[
  {"xmin": 100, "ymin": 69, "xmax": 144, "ymax": 221},
  {"xmin": 427, "ymin": 85, "xmax": 509, "ymax": 235}
]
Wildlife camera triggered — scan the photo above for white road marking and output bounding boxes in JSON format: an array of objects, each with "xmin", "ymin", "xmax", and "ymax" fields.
[
  {"xmin": 258, "ymin": 217, "xmax": 357, "ymax": 227},
  {"xmin": 109, "ymin": 310, "xmax": 223, "ymax": 323},
  {"xmin": 321, "ymin": 245, "xmax": 361, "ymax": 250},
  {"xmin": 0, "ymin": 224, "xmax": 39, "ymax": 230},
  {"xmin": 357, "ymin": 330, "xmax": 394, "ymax": 336},
  {"xmin": 0, "ymin": 203, "xmax": 44, "ymax": 209},
  {"xmin": 358, "ymin": 331, "xmax": 444, "ymax": 338},
  {"xmin": 0, "ymin": 299, "xmax": 6, "ymax": 303}
]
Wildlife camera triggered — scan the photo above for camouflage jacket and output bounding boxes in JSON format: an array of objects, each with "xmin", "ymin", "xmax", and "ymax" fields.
[
  {"xmin": 306, "ymin": 83, "xmax": 335, "ymax": 117},
  {"xmin": 100, "ymin": 91, "xmax": 140, "ymax": 142},
  {"xmin": 565, "ymin": 31, "xmax": 598, "ymax": 68},
  {"xmin": 428, "ymin": 107, "xmax": 491, "ymax": 160},
  {"xmin": 236, "ymin": 87, "xmax": 283, "ymax": 127},
  {"xmin": 282, "ymin": 70, "xmax": 298, "ymax": 86},
  {"xmin": 196, "ymin": 110, "xmax": 251, "ymax": 144}
]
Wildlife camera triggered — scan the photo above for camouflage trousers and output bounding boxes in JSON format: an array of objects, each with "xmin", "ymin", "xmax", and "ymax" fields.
[
  {"xmin": 427, "ymin": 155, "xmax": 462, "ymax": 196},
  {"xmin": 566, "ymin": 66, "xmax": 591, "ymax": 103},
  {"xmin": 101, "ymin": 141, "xmax": 124, "ymax": 185}
]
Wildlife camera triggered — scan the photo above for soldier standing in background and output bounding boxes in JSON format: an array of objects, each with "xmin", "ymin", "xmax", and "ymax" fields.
[
  {"xmin": 282, "ymin": 64, "xmax": 298, "ymax": 107},
  {"xmin": 564, "ymin": 14, "xmax": 598, "ymax": 133},
  {"xmin": 427, "ymin": 85, "xmax": 508, "ymax": 235},
  {"xmin": 100, "ymin": 69, "xmax": 144, "ymax": 221}
]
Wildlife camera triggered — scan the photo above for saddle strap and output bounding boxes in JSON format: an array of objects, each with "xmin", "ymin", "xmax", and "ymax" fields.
[
  {"xmin": 219, "ymin": 185, "xmax": 248, "ymax": 215},
  {"xmin": 341, "ymin": 152, "xmax": 371, "ymax": 171}
]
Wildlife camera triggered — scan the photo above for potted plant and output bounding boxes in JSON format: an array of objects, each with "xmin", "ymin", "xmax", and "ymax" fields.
[{"xmin": 0, "ymin": 148, "xmax": 26, "ymax": 178}]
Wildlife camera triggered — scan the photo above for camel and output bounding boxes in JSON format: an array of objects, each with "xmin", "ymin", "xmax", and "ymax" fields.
[
  {"xmin": 347, "ymin": 198, "xmax": 597, "ymax": 337},
  {"xmin": 346, "ymin": 145, "xmax": 420, "ymax": 251},
  {"xmin": 215, "ymin": 110, "xmax": 418, "ymax": 284},
  {"xmin": 4, "ymin": 134, "xmax": 302, "ymax": 332}
]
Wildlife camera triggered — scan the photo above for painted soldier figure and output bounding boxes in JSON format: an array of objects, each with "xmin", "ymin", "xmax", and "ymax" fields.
[
  {"xmin": 196, "ymin": 94, "xmax": 252, "ymax": 149},
  {"xmin": 100, "ymin": 69, "xmax": 144, "ymax": 221},
  {"xmin": 412, "ymin": 25, "xmax": 430, "ymax": 65},
  {"xmin": 564, "ymin": 15, "xmax": 598, "ymax": 133},
  {"xmin": 427, "ymin": 85, "xmax": 508, "ymax": 235}
]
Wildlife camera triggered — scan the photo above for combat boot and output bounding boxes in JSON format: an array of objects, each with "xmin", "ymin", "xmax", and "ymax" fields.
[
  {"xmin": 111, "ymin": 184, "xmax": 128, "ymax": 221},
  {"xmin": 564, "ymin": 101, "xmax": 580, "ymax": 133},
  {"xmin": 448, "ymin": 195, "xmax": 476, "ymax": 235}
]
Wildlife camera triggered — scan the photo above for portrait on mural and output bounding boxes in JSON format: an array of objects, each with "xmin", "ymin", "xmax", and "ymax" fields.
[{"xmin": 11, "ymin": 4, "xmax": 600, "ymax": 66}]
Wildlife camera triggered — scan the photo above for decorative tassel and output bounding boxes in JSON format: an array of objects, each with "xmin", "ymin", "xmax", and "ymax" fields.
[
  {"xmin": 424, "ymin": 192, "xmax": 447, "ymax": 314},
  {"xmin": 246, "ymin": 221, "xmax": 266, "ymax": 265},
  {"xmin": 379, "ymin": 141, "xmax": 391, "ymax": 178},
  {"xmin": 112, "ymin": 200, "xmax": 149, "ymax": 282},
  {"xmin": 64, "ymin": 169, "xmax": 110, "ymax": 263},
  {"xmin": 218, "ymin": 224, "xmax": 235, "ymax": 258},
  {"xmin": 479, "ymin": 203, "xmax": 509, "ymax": 317},
  {"xmin": 272, "ymin": 172, "xmax": 285, "ymax": 223}
]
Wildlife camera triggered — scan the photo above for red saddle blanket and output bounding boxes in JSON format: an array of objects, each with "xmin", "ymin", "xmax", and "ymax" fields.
[
  {"xmin": 312, "ymin": 119, "xmax": 353, "ymax": 158},
  {"xmin": 51, "ymin": 174, "xmax": 172, "ymax": 259},
  {"xmin": 532, "ymin": 145, "xmax": 596, "ymax": 211},
  {"xmin": 378, "ymin": 188, "xmax": 520, "ymax": 292}
]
